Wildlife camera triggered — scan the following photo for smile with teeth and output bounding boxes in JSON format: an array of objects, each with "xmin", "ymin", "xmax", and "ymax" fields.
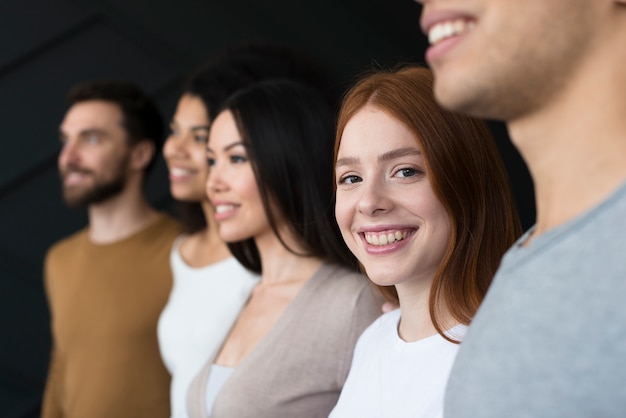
[
  {"xmin": 363, "ymin": 230, "xmax": 413, "ymax": 246},
  {"xmin": 63, "ymin": 171, "xmax": 90, "ymax": 185},
  {"xmin": 170, "ymin": 167, "xmax": 194, "ymax": 176},
  {"xmin": 428, "ymin": 19, "xmax": 475, "ymax": 45},
  {"xmin": 215, "ymin": 204, "xmax": 236, "ymax": 214}
]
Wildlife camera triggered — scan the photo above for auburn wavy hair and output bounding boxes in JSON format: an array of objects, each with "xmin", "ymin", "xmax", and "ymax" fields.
[{"xmin": 334, "ymin": 66, "xmax": 522, "ymax": 342}]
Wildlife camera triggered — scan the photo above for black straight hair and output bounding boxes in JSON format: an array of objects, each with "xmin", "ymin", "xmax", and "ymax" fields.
[
  {"xmin": 216, "ymin": 79, "xmax": 357, "ymax": 273},
  {"xmin": 176, "ymin": 42, "xmax": 336, "ymax": 233}
]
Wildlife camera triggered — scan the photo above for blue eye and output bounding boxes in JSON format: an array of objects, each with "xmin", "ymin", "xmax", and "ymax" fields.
[
  {"xmin": 194, "ymin": 134, "xmax": 209, "ymax": 143},
  {"xmin": 339, "ymin": 175, "xmax": 362, "ymax": 185}
]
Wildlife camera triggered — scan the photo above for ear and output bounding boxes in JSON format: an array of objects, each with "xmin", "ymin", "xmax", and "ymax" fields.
[{"xmin": 129, "ymin": 140, "xmax": 155, "ymax": 171}]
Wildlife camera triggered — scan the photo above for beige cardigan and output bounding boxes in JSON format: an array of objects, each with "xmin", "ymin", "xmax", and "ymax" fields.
[{"xmin": 187, "ymin": 262, "xmax": 381, "ymax": 418}]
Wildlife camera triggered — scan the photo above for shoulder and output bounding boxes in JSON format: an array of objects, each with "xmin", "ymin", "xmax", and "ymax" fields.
[
  {"xmin": 135, "ymin": 213, "xmax": 182, "ymax": 248},
  {"xmin": 314, "ymin": 263, "xmax": 374, "ymax": 295},
  {"xmin": 306, "ymin": 263, "xmax": 381, "ymax": 326},
  {"xmin": 45, "ymin": 228, "xmax": 89, "ymax": 262},
  {"xmin": 358, "ymin": 309, "xmax": 400, "ymax": 341},
  {"xmin": 151, "ymin": 213, "xmax": 182, "ymax": 237}
]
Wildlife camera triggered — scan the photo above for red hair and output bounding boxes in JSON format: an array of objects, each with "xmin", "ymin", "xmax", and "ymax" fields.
[{"xmin": 335, "ymin": 66, "xmax": 522, "ymax": 342}]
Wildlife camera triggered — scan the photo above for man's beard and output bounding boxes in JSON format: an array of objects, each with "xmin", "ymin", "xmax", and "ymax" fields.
[{"xmin": 61, "ymin": 158, "xmax": 128, "ymax": 209}]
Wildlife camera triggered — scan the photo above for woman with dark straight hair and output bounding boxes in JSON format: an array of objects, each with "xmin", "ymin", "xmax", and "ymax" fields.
[
  {"xmin": 186, "ymin": 79, "xmax": 380, "ymax": 418},
  {"xmin": 158, "ymin": 43, "xmax": 335, "ymax": 418},
  {"xmin": 330, "ymin": 66, "xmax": 522, "ymax": 417}
]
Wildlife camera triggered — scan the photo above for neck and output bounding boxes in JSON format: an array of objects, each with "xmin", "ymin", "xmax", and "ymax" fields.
[
  {"xmin": 87, "ymin": 178, "xmax": 158, "ymax": 244},
  {"xmin": 508, "ymin": 45, "xmax": 626, "ymax": 239},
  {"xmin": 255, "ymin": 227, "xmax": 323, "ymax": 285},
  {"xmin": 395, "ymin": 277, "xmax": 441, "ymax": 342}
]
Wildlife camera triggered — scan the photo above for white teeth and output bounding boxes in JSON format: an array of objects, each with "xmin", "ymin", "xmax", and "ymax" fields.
[
  {"xmin": 428, "ymin": 19, "xmax": 475, "ymax": 45},
  {"xmin": 170, "ymin": 167, "xmax": 192, "ymax": 176},
  {"xmin": 364, "ymin": 231, "xmax": 410, "ymax": 246},
  {"xmin": 215, "ymin": 205, "xmax": 235, "ymax": 213}
]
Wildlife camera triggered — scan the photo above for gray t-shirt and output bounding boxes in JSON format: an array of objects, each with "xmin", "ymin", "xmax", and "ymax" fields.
[{"xmin": 445, "ymin": 181, "xmax": 626, "ymax": 418}]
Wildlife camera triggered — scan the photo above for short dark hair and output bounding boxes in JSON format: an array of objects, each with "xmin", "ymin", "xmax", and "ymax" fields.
[
  {"xmin": 67, "ymin": 80, "xmax": 164, "ymax": 173},
  {"xmin": 177, "ymin": 42, "xmax": 336, "ymax": 233},
  {"xmin": 217, "ymin": 79, "xmax": 356, "ymax": 273}
]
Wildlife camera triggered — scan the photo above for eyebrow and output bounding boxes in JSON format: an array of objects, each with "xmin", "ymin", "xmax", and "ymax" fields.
[
  {"xmin": 206, "ymin": 141, "xmax": 245, "ymax": 153},
  {"xmin": 170, "ymin": 121, "xmax": 210, "ymax": 132},
  {"xmin": 379, "ymin": 147, "xmax": 421, "ymax": 162},
  {"xmin": 59, "ymin": 128, "xmax": 108, "ymax": 138},
  {"xmin": 335, "ymin": 147, "xmax": 421, "ymax": 167}
]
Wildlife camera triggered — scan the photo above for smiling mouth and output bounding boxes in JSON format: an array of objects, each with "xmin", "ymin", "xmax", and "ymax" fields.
[
  {"xmin": 169, "ymin": 167, "xmax": 195, "ymax": 177},
  {"xmin": 428, "ymin": 19, "xmax": 475, "ymax": 45},
  {"xmin": 362, "ymin": 229, "xmax": 415, "ymax": 246},
  {"xmin": 215, "ymin": 204, "xmax": 237, "ymax": 214},
  {"xmin": 62, "ymin": 171, "xmax": 91, "ymax": 185}
]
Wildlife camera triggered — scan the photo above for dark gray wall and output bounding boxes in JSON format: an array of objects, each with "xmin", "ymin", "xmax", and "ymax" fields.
[{"xmin": 0, "ymin": 1, "xmax": 534, "ymax": 416}]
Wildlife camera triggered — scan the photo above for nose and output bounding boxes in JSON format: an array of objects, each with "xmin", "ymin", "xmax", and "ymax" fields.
[
  {"xmin": 357, "ymin": 178, "xmax": 392, "ymax": 216},
  {"xmin": 58, "ymin": 139, "xmax": 79, "ymax": 169},
  {"xmin": 206, "ymin": 159, "xmax": 227, "ymax": 198},
  {"xmin": 163, "ymin": 133, "xmax": 186, "ymax": 159}
]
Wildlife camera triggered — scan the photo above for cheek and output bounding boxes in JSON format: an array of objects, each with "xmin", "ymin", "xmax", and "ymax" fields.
[
  {"xmin": 334, "ymin": 193, "xmax": 356, "ymax": 241},
  {"xmin": 190, "ymin": 144, "xmax": 207, "ymax": 166},
  {"xmin": 162, "ymin": 139, "xmax": 173, "ymax": 159}
]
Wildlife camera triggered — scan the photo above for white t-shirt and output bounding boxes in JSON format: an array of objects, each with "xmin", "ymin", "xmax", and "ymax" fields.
[
  {"xmin": 329, "ymin": 309, "xmax": 466, "ymax": 418},
  {"xmin": 157, "ymin": 236, "xmax": 259, "ymax": 418}
]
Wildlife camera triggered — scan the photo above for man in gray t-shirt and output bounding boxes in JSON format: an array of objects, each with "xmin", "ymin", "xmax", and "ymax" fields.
[{"xmin": 413, "ymin": 0, "xmax": 626, "ymax": 416}]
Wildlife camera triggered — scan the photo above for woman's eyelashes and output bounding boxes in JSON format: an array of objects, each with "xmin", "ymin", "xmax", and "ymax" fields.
[
  {"xmin": 167, "ymin": 124, "xmax": 209, "ymax": 143},
  {"xmin": 229, "ymin": 154, "xmax": 247, "ymax": 164},
  {"xmin": 193, "ymin": 133, "xmax": 209, "ymax": 143},
  {"xmin": 394, "ymin": 166, "xmax": 423, "ymax": 179},
  {"xmin": 206, "ymin": 153, "xmax": 248, "ymax": 167},
  {"xmin": 337, "ymin": 173, "xmax": 362, "ymax": 185},
  {"xmin": 336, "ymin": 165, "xmax": 424, "ymax": 186}
]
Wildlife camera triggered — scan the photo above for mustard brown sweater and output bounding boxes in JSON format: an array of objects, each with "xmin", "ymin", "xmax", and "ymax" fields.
[{"xmin": 42, "ymin": 213, "xmax": 181, "ymax": 418}]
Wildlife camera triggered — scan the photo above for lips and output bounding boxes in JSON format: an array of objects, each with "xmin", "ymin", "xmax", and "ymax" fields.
[
  {"xmin": 364, "ymin": 230, "xmax": 410, "ymax": 246},
  {"xmin": 213, "ymin": 202, "xmax": 240, "ymax": 221},
  {"xmin": 359, "ymin": 227, "xmax": 417, "ymax": 248},
  {"xmin": 215, "ymin": 204, "xmax": 236, "ymax": 214},
  {"xmin": 420, "ymin": 10, "xmax": 477, "ymax": 64},
  {"xmin": 168, "ymin": 167, "xmax": 196, "ymax": 180},
  {"xmin": 428, "ymin": 19, "xmax": 475, "ymax": 45},
  {"xmin": 61, "ymin": 169, "xmax": 91, "ymax": 186}
]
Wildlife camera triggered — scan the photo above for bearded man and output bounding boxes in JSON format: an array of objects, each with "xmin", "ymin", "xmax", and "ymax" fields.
[{"xmin": 42, "ymin": 81, "xmax": 180, "ymax": 418}]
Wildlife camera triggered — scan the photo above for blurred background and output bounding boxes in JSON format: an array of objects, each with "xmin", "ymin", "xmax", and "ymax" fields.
[{"xmin": 0, "ymin": 0, "xmax": 534, "ymax": 416}]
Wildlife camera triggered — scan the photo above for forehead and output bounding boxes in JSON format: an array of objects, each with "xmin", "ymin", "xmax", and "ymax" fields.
[
  {"xmin": 60, "ymin": 100, "xmax": 124, "ymax": 135},
  {"xmin": 208, "ymin": 110, "xmax": 242, "ymax": 149},
  {"xmin": 339, "ymin": 104, "xmax": 420, "ymax": 156},
  {"xmin": 174, "ymin": 94, "xmax": 209, "ymax": 124}
]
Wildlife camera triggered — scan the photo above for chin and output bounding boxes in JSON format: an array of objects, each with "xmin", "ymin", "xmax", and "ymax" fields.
[{"xmin": 361, "ymin": 266, "xmax": 400, "ymax": 288}]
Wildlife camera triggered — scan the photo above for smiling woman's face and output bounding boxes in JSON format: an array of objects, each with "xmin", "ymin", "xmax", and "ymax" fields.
[
  {"xmin": 205, "ymin": 110, "xmax": 272, "ymax": 243},
  {"xmin": 335, "ymin": 104, "xmax": 451, "ymax": 289},
  {"xmin": 163, "ymin": 94, "xmax": 211, "ymax": 202}
]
